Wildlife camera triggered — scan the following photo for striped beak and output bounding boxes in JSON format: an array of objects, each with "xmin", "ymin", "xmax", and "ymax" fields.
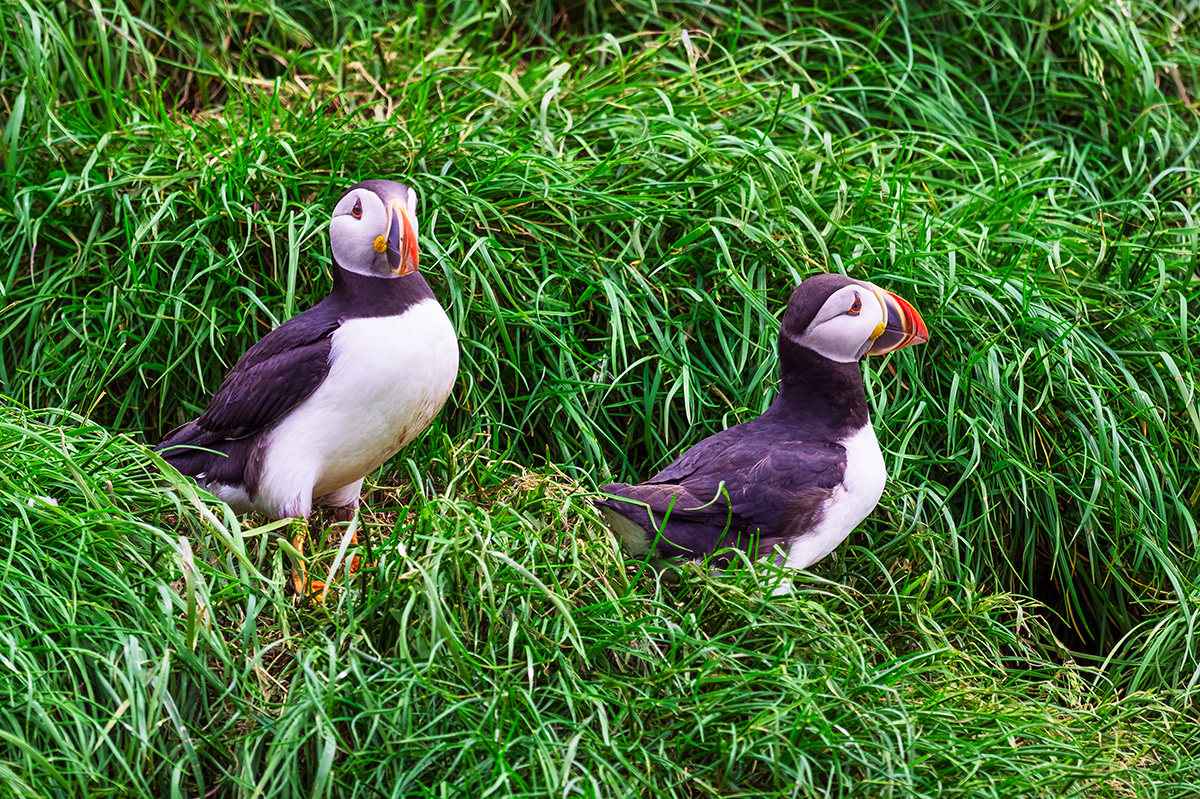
[
  {"xmin": 867, "ymin": 287, "xmax": 929, "ymax": 355},
  {"xmin": 385, "ymin": 199, "xmax": 419, "ymax": 276}
]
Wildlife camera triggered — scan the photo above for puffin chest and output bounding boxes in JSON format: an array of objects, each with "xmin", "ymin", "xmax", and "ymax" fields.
[
  {"xmin": 831, "ymin": 423, "xmax": 887, "ymax": 524},
  {"xmin": 262, "ymin": 300, "xmax": 458, "ymax": 495},
  {"xmin": 783, "ymin": 423, "xmax": 887, "ymax": 571}
]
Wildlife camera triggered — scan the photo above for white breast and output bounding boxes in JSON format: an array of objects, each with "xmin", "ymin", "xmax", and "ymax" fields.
[
  {"xmin": 778, "ymin": 423, "xmax": 886, "ymax": 581},
  {"xmin": 253, "ymin": 299, "xmax": 458, "ymax": 518}
]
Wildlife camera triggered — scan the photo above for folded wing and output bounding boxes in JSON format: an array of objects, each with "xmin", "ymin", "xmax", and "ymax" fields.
[
  {"xmin": 599, "ymin": 429, "xmax": 847, "ymax": 560},
  {"xmin": 155, "ymin": 308, "xmax": 341, "ymax": 487}
]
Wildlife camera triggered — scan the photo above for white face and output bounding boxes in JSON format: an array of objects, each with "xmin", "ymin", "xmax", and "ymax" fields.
[
  {"xmin": 790, "ymin": 283, "xmax": 887, "ymax": 363},
  {"xmin": 328, "ymin": 187, "xmax": 420, "ymax": 277}
]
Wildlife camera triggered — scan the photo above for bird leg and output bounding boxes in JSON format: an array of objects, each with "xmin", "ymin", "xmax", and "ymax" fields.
[
  {"xmin": 288, "ymin": 516, "xmax": 326, "ymax": 599},
  {"xmin": 331, "ymin": 505, "xmax": 365, "ymax": 574},
  {"xmin": 289, "ymin": 507, "xmax": 367, "ymax": 600}
]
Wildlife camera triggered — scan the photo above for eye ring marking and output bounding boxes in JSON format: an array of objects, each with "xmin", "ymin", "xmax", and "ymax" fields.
[
  {"xmin": 847, "ymin": 295, "xmax": 862, "ymax": 315},
  {"xmin": 351, "ymin": 198, "xmax": 363, "ymax": 219}
]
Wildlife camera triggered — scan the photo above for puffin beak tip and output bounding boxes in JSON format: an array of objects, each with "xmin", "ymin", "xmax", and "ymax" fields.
[
  {"xmin": 868, "ymin": 289, "xmax": 929, "ymax": 355},
  {"xmin": 387, "ymin": 201, "xmax": 419, "ymax": 276}
]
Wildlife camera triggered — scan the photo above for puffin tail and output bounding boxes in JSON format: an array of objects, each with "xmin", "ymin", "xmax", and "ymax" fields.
[
  {"xmin": 597, "ymin": 482, "xmax": 717, "ymax": 558},
  {"xmin": 153, "ymin": 420, "xmax": 205, "ymax": 473},
  {"xmin": 598, "ymin": 481, "xmax": 757, "ymax": 562},
  {"xmin": 596, "ymin": 484, "xmax": 656, "ymax": 557},
  {"xmin": 154, "ymin": 420, "xmax": 250, "ymax": 486}
]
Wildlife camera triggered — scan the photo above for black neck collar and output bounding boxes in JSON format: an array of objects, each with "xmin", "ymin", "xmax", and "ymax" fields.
[
  {"xmin": 766, "ymin": 335, "xmax": 869, "ymax": 436},
  {"xmin": 324, "ymin": 264, "xmax": 436, "ymax": 318}
]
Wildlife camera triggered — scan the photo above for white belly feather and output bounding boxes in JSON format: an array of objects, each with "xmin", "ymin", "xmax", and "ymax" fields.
[
  {"xmin": 780, "ymin": 423, "xmax": 886, "ymax": 575},
  {"xmin": 250, "ymin": 300, "xmax": 458, "ymax": 518}
]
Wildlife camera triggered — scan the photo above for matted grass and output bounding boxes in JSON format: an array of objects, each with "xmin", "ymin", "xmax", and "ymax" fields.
[{"xmin": 2, "ymin": 0, "xmax": 1200, "ymax": 795}]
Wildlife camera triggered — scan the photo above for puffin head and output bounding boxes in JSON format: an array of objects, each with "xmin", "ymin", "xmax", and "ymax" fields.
[
  {"xmin": 781, "ymin": 273, "xmax": 929, "ymax": 363},
  {"xmin": 329, "ymin": 180, "xmax": 421, "ymax": 278}
]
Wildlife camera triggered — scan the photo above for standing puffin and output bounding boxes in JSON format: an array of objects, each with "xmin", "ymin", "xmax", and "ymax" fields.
[
  {"xmin": 156, "ymin": 180, "xmax": 458, "ymax": 593},
  {"xmin": 597, "ymin": 273, "xmax": 927, "ymax": 590}
]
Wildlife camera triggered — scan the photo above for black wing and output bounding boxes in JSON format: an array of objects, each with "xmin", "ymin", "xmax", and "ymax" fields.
[
  {"xmin": 599, "ymin": 431, "xmax": 846, "ymax": 559},
  {"xmin": 192, "ymin": 322, "xmax": 335, "ymax": 439},
  {"xmin": 156, "ymin": 306, "xmax": 340, "ymax": 477}
]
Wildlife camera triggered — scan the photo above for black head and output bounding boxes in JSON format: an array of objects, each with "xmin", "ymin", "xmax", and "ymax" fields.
[
  {"xmin": 780, "ymin": 273, "xmax": 928, "ymax": 363},
  {"xmin": 329, "ymin": 180, "xmax": 421, "ymax": 279}
]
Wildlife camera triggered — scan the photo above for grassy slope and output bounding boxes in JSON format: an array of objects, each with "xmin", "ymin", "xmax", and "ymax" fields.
[{"xmin": 2, "ymin": 0, "xmax": 1200, "ymax": 796}]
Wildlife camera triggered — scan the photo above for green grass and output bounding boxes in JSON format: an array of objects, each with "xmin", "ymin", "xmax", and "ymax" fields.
[
  {"xmin": 3, "ymin": 403, "xmax": 1198, "ymax": 797},
  {"xmin": 3, "ymin": 0, "xmax": 1200, "ymax": 795}
]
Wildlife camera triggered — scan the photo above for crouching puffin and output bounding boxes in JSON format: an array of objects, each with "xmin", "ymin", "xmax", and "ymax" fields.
[
  {"xmin": 597, "ymin": 273, "xmax": 927, "ymax": 591},
  {"xmin": 156, "ymin": 180, "xmax": 458, "ymax": 594}
]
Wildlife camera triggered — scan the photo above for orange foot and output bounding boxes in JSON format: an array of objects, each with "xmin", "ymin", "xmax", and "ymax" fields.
[{"xmin": 288, "ymin": 513, "xmax": 368, "ymax": 600}]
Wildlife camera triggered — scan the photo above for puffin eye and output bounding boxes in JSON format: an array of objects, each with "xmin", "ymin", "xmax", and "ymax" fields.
[
  {"xmin": 848, "ymin": 295, "xmax": 862, "ymax": 315},
  {"xmin": 351, "ymin": 199, "xmax": 363, "ymax": 219}
]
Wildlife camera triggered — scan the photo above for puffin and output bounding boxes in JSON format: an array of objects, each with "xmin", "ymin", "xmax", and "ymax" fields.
[
  {"xmin": 156, "ymin": 179, "xmax": 458, "ymax": 593},
  {"xmin": 597, "ymin": 273, "xmax": 928, "ymax": 590}
]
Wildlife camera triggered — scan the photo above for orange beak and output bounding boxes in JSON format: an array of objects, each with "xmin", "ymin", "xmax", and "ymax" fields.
[
  {"xmin": 867, "ymin": 288, "xmax": 929, "ymax": 355},
  {"xmin": 385, "ymin": 199, "xmax": 419, "ymax": 276}
]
